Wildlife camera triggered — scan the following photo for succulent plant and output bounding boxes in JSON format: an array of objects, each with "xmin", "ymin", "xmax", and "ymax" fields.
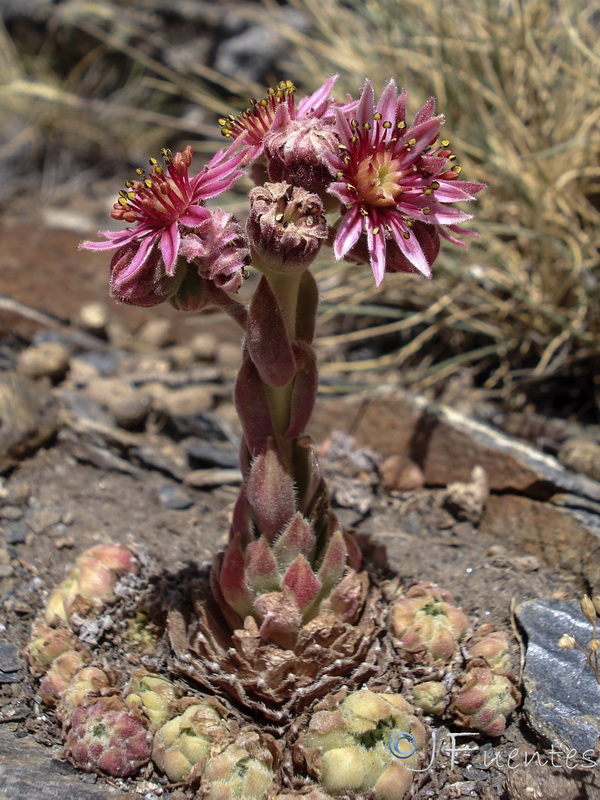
[
  {"xmin": 57, "ymin": 666, "xmax": 113, "ymax": 725},
  {"xmin": 125, "ymin": 670, "xmax": 178, "ymax": 730},
  {"xmin": 468, "ymin": 625, "xmax": 513, "ymax": 674},
  {"xmin": 65, "ymin": 696, "xmax": 151, "ymax": 777},
  {"xmin": 297, "ymin": 689, "xmax": 428, "ymax": 800},
  {"xmin": 388, "ymin": 582, "xmax": 469, "ymax": 664},
  {"xmin": 44, "ymin": 544, "xmax": 138, "ymax": 627},
  {"xmin": 411, "ymin": 681, "xmax": 447, "ymax": 716},
  {"xmin": 24, "ymin": 624, "xmax": 79, "ymax": 677},
  {"xmin": 152, "ymin": 699, "xmax": 233, "ymax": 783},
  {"xmin": 450, "ymin": 662, "xmax": 520, "ymax": 737},
  {"xmin": 168, "ymin": 436, "xmax": 382, "ymax": 720},
  {"xmin": 39, "ymin": 649, "xmax": 90, "ymax": 707},
  {"xmin": 200, "ymin": 729, "xmax": 279, "ymax": 800}
]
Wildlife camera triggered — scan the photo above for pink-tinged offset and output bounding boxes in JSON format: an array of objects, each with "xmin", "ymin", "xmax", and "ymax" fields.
[{"xmin": 324, "ymin": 80, "xmax": 485, "ymax": 286}]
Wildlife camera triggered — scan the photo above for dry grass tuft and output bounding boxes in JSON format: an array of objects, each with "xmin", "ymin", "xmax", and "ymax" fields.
[
  {"xmin": 267, "ymin": 0, "xmax": 600, "ymax": 410},
  {"xmin": 2, "ymin": 0, "xmax": 598, "ymax": 415}
]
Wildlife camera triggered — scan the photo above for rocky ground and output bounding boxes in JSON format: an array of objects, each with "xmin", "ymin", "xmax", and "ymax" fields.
[{"xmin": 1, "ymin": 217, "xmax": 600, "ymax": 799}]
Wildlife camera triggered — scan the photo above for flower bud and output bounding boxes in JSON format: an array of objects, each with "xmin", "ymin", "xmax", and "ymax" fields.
[
  {"xmin": 66, "ymin": 697, "xmax": 151, "ymax": 777},
  {"xmin": 247, "ymin": 183, "xmax": 327, "ymax": 274},
  {"xmin": 110, "ymin": 243, "xmax": 185, "ymax": 307},
  {"xmin": 557, "ymin": 634, "xmax": 576, "ymax": 649},
  {"xmin": 581, "ymin": 595, "xmax": 597, "ymax": 626},
  {"xmin": 263, "ymin": 111, "xmax": 340, "ymax": 195}
]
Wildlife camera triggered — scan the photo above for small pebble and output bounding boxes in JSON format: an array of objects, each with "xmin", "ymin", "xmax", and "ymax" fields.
[
  {"xmin": 0, "ymin": 506, "xmax": 23, "ymax": 521},
  {"xmin": 558, "ymin": 436, "xmax": 600, "ymax": 481},
  {"xmin": 190, "ymin": 332, "xmax": 218, "ymax": 361},
  {"xmin": 160, "ymin": 386, "xmax": 214, "ymax": 418},
  {"xmin": 216, "ymin": 342, "xmax": 242, "ymax": 370},
  {"xmin": 77, "ymin": 302, "xmax": 109, "ymax": 336},
  {"xmin": 157, "ymin": 484, "xmax": 194, "ymax": 511},
  {"xmin": 136, "ymin": 318, "xmax": 173, "ymax": 348},
  {"xmin": 167, "ymin": 345, "xmax": 195, "ymax": 369},
  {"xmin": 380, "ymin": 453, "xmax": 425, "ymax": 491},
  {"xmin": 0, "ymin": 563, "xmax": 14, "ymax": 578},
  {"xmin": 2, "ymin": 520, "xmax": 28, "ymax": 544},
  {"xmin": 17, "ymin": 342, "xmax": 70, "ymax": 382}
]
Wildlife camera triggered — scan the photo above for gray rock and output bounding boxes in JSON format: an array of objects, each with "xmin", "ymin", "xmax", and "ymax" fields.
[
  {"xmin": 157, "ymin": 483, "xmax": 194, "ymax": 510},
  {"xmin": 518, "ymin": 598, "xmax": 600, "ymax": 755},
  {"xmin": 0, "ymin": 373, "xmax": 58, "ymax": 473},
  {"xmin": 2, "ymin": 520, "xmax": 28, "ymax": 545}
]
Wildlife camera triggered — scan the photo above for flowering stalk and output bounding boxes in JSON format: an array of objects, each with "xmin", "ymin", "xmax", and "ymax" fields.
[{"xmin": 81, "ymin": 77, "xmax": 483, "ymax": 648}]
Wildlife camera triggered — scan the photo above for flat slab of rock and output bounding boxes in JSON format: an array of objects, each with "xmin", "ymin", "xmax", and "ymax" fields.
[
  {"xmin": 0, "ymin": 729, "xmax": 126, "ymax": 800},
  {"xmin": 518, "ymin": 598, "xmax": 600, "ymax": 755},
  {"xmin": 313, "ymin": 388, "xmax": 600, "ymax": 589}
]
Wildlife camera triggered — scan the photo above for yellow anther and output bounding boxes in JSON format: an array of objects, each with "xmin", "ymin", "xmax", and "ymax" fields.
[
  {"xmin": 135, "ymin": 168, "xmax": 144, "ymax": 176},
  {"xmin": 383, "ymin": 121, "xmax": 392, "ymax": 129},
  {"xmin": 448, "ymin": 154, "xmax": 457, "ymax": 161},
  {"xmin": 373, "ymin": 112, "xmax": 382, "ymax": 120},
  {"xmin": 144, "ymin": 179, "xmax": 153, "ymax": 189},
  {"xmin": 452, "ymin": 165, "xmax": 462, "ymax": 173},
  {"xmin": 372, "ymin": 226, "xmax": 380, "ymax": 235},
  {"xmin": 441, "ymin": 139, "xmax": 450, "ymax": 147},
  {"xmin": 350, "ymin": 136, "xmax": 358, "ymax": 144},
  {"xmin": 363, "ymin": 122, "xmax": 371, "ymax": 130},
  {"xmin": 336, "ymin": 171, "xmax": 344, "ymax": 179},
  {"xmin": 127, "ymin": 192, "xmax": 135, "ymax": 200},
  {"xmin": 351, "ymin": 119, "xmax": 359, "ymax": 128},
  {"xmin": 149, "ymin": 157, "xmax": 158, "ymax": 166},
  {"xmin": 408, "ymin": 138, "xmax": 417, "ymax": 146},
  {"xmin": 397, "ymin": 121, "xmax": 406, "ymax": 130},
  {"xmin": 424, "ymin": 188, "xmax": 432, "ymax": 195},
  {"xmin": 403, "ymin": 230, "xmax": 410, "ymax": 239},
  {"xmin": 431, "ymin": 180, "xmax": 440, "ymax": 189},
  {"xmin": 423, "ymin": 207, "xmax": 431, "ymax": 215},
  {"xmin": 275, "ymin": 213, "xmax": 284, "ymax": 222},
  {"xmin": 118, "ymin": 196, "xmax": 128, "ymax": 206}
]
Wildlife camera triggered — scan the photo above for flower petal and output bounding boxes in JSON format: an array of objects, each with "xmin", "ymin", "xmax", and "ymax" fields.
[{"xmin": 333, "ymin": 207, "xmax": 363, "ymax": 260}]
